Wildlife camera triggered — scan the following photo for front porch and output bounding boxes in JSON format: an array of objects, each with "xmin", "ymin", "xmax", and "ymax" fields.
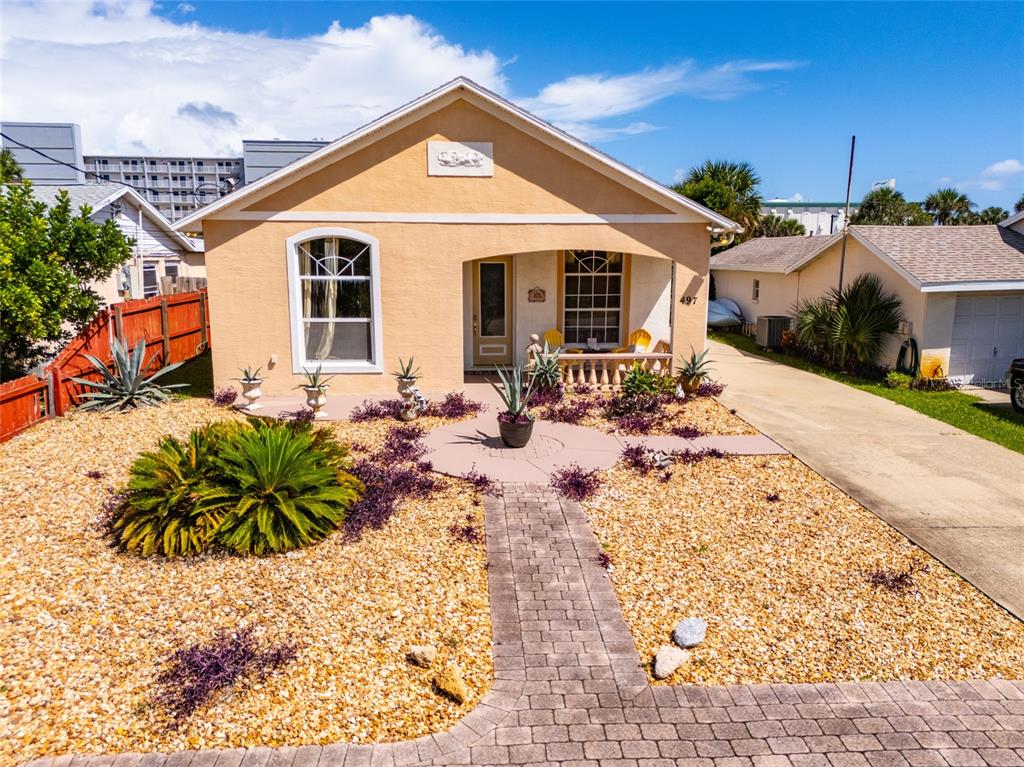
[{"xmin": 462, "ymin": 249, "xmax": 678, "ymax": 387}]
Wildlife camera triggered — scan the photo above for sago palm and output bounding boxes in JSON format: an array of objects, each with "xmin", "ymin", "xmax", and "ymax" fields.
[
  {"xmin": 923, "ymin": 187, "xmax": 974, "ymax": 225},
  {"xmin": 113, "ymin": 421, "xmax": 243, "ymax": 556},
  {"xmin": 209, "ymin": 420, "xmax": 362, "ymax": 555}
]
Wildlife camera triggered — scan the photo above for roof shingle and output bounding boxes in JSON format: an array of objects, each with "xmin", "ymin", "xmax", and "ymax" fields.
[{"xmin": 710, "ymin": 234, "xmax": 839, "ymax": 272}]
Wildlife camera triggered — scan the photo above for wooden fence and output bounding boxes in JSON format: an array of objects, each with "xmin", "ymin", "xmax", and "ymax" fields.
[{"xmin": 0, "ymin": 290, "xmax": 210, "ymax": 442}]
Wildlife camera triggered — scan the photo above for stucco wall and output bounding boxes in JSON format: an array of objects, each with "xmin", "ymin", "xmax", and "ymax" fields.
[
  {"xmin": 712, "ymin": 269, "xmax": 799, "ymax": 322},
  {"xmin": 513, "ymin": 251, "xmax": 559, "ymax": 365},
  {"xmin": 200, "ymin": 98, "xmax": 710, "ymax": 395},
  {"xmin": 628, "ymin": 255, "xmax": 672, "ymax": 348}
]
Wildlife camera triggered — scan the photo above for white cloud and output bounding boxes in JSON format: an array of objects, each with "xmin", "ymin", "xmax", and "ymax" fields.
[
  {"xmin": 0, "ymin": 1, "xmax": 797, "ymax": 157},
  {"xmin": 0, "ymin": 1, "xmax": 505, "ymax": 155},
  {"xmin": 955, "ymin": 159, "xmax": 1024, "ymax": 191}
]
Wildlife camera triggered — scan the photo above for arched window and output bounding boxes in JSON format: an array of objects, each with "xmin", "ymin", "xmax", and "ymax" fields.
[{"xmin": 286, "ymin": 228, "xmax": 383, "ymax": 373}]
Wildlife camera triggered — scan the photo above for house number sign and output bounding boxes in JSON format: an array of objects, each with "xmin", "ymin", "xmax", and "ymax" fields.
[
  {"xmin": 680, "ymin": 296, "xmax": 700, "ymax": 305},
  {"xmin": 427, "ymin": 141, "xmax": 494, "ymax": 177}
]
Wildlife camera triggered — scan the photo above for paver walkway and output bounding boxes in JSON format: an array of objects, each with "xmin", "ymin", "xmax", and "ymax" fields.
[
  {"xmin": 31, "ymin": 485, "xmax": 1023, "ymax": 767},
  {"xmin": 708, "ymin": 341, "xmax": 1024, "ymax": 620}
]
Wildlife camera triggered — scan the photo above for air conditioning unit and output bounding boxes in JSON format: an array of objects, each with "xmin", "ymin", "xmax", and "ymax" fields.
[{"xmin": 756, "ymin": 316, "xmax": 791, "ymax": 349}]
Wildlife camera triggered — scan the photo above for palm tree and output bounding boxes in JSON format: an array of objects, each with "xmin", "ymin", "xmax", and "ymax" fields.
[
  {"xmin": 923, "ymin": 187, "xmax": 974, "ymax": 225},
  {"xmin": 0, "ymin": 148, "xmax": 23, "ymax": 183},
  {"xmin": 970, "ymin": 207, "xmax": 1010, "ymax": 224},
  {"xmin": 850, "ymin": 187, "xmax": 931, "ymax": 226},
  {"xmin": 755, "ymin": 214, "xmax": 806, "ymax": 238},
  {"xmin": 1015, "ymin": 193, "xmax": 1024, "ymax": 214},
  {"xmin": 672, "ymin": 160, "xmax": 763, "ymax": 237}
]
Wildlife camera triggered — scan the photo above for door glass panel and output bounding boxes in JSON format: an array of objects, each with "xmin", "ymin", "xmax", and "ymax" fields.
[{"xmin": 479, "ymin": 262, "xmax": 506, "ymax": 337}]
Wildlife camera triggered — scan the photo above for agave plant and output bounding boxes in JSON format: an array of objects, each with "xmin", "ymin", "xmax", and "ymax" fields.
[
  {"xmin": 392, "ymin": 357, "xmax": 421, "ymax": 382},
  {"xmin": 112, "ymin": 421, "xmax": 243, "ymax": 556},
  {"xmin": 296, "ymin": 364, "xmax": 334, "ymax": 392},
  {"xmin": 209, "ymin": 420, "xmax": 362, "ymax": 555},
  {"xmin": 237, "ymin": 365, "xmax": 263, "ymax": 382},
  {"xmin": 71, "ymin": 338, "xmax": 187, "ymax": 411},
  {"xmin": 530, "ymin": 342, "xmax": 563, "ymax": 391},
  {"xmin": 677, "ymin": 348, "xmax": 713, "ymax": 381},
  {"xmin": 492, "ymin": 364, "xmax": 536, "ymax": 422},
  {"xmin": 794, "ymin": 273, "xmax": 903, "ymax": 368}
]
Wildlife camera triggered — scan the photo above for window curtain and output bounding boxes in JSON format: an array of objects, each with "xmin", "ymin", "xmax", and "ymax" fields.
[{"xmin": 313, "ymin": 238, "xmax": 338, "ymax": 359}]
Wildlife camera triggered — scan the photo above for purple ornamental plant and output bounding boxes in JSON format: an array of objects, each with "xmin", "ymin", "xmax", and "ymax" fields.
[{"xmin": 550, "ymin": 464, "xmax": 601, "ymax": 501}]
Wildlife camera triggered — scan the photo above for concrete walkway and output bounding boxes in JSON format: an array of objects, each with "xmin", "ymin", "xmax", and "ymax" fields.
[
  {"xmin": 709, "ymin": 341, "xmax": 1024, "ymax": 620},
  {"xmin": 29, "ymin": 484, "xmax": 1024, "ymax": 767},
  {"xmin": 422, "ymin": 415, "xmax": 787, "ymax": 482}
]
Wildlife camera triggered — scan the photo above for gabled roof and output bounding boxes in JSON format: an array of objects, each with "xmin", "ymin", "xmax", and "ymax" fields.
[
  {"xmin": 711, "ymin": 225, "xmax": 1024, "ymax": 292},
  {"xmin": 710, "ymin": 234, "xmax": 840, "ymax": 273},
  {"xmin": 30, "ymin": 182, "xmax": 202, "ymax": 252},
  {"xmin": 1001, "ymin": 208, "xmax": 1024, "ymax": 228},
  {"xmin": 172, "ymin": 77, "xmax": 740, "ymax": 233}
]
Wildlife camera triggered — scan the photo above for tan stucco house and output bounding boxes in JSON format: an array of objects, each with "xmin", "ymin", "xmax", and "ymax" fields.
[
  {"xmin": 711, "ymin": 223, "xmax": 1024, "ymax": 385},
  {"xmin": 173, "ymin": 78, "xmax": 738, "ymax": 396}
]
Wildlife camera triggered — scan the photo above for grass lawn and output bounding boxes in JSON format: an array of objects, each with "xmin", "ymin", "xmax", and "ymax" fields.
[
  {"xmin": 710, "ymin": 331, "xmax": 1024, "ymax": 455},
  {"xmin": 162, "ymin": 350, "xmax": 214, "ymax": 397}
]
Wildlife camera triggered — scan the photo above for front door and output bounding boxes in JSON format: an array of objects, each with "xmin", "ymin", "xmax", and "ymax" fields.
[{"xmin": 472, "ymin": 256, "xmax": 513, "ymax": 366}]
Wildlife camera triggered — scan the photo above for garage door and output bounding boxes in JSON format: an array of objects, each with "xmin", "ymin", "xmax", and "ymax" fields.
[{"xmin": 949, "ymin": 293, "xmax": 1024, "ymax": 385}]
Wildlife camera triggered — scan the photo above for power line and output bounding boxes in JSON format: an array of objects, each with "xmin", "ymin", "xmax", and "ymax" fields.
[{"xmin": 0, "ymin": 131, "xmax": 232, "ymax": 204}]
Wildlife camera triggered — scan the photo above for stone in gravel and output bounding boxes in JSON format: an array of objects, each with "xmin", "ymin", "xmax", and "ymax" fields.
[
  {"xmin": 434, "ymin": 661, "xmax": 468, "ymax": 703},
  {"xmin": 653, "ymin": 645, "xmax": 687, "ymax": 679},
  {"xmin": 407, "ymin": 645, "xmax": 437, "ymax": 668},
  {"xmin": 672, "ymin": 617, "xmax": 707, "ymax": 648}
]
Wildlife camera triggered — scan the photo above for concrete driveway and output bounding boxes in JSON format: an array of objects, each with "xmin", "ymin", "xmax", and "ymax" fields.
[{"xmin": 709, "ymin": 340, "xmax": 1024, "ymax": 620}]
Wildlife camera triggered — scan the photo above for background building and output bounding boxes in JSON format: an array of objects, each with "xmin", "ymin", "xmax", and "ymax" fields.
[
  {"xmin": 242, "ymin": 139, "xmax": 329, "ymax": 184},
  {"xmin": 761, "ymin": 200, "xmax": 861, "ymax": 236}
]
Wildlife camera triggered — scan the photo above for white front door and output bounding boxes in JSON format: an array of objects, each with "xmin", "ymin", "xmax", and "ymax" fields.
[{"xmin": 949, "ymin": 293, "xmax": 1024, "ymax": 385}]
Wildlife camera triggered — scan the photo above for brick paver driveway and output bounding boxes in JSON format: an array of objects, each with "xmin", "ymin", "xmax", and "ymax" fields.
[{"xmin": 27, "ymin": 485, "xmax": 1023, "ymax": 767}]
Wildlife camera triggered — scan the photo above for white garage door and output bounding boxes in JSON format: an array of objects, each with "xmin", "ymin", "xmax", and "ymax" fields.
[{"xmin": 949, "ymin": 293, "xmax": 1024, "ymax": 385}]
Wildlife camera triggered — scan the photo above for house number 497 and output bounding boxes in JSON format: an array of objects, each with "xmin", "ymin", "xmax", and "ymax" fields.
[{"xmin": 680, "ymin": 296, "xmax": 699, "ymax": 305}]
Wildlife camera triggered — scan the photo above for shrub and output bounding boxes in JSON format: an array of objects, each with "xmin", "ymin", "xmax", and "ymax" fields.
[
  {"xmin": 596, "ymin": 551, "xmax": 613, "ymax": 570},
  {"xmin": 543, "ymin": 397, "xmax": 594, "ymax": 424},
  {"xmin": 613, "ymin": 412, "xmax": 661, "ymax": 434},
  {"xmin": 550, "ymin": 464, "xmax": 601, "ymax": 501},
  {"xmin": 461, "ymin": 466, "xmax": 499, "ymax": 496},
  {"xmin": 423, "ymin": 392, "xmax": 485, "ymax": 419},
  {"xmin": 210, "ymin": 421, "xmax": 363, "ymax": 555},
  {"xmin": 447, "ymin": 513, "xmax": 483, "ymax": 544},
  {"xmin": 672, "ymin": 447, "xmax": 726, "ymax": 464},
  {"xmin": 621, "ymin": 364, "xmax": 672, "ymax": 399},
  {"xmin": 621, "ymin": 444, "xmax": 654, "ymax": 473},
  {"xmin": 793, "ymin": 273, "xmax": 903, "ymax": 368},
  {"xmin": 349, "ymin": 398, "xmax": 404, "ymax": 421},
  {"xmin": 865, "ymin": 565, "xmax": 927, "ymax": 593},
  {"xmin": 885, "ymin": 371, "xmax": 912, "ymax": 389},
  {"xmin": 153, "ymin": 625, "xmax": 295, "ymax": 725},
  {"xmin": 529, "ymin": 384, "xmax": 564, "ymax": 408},
  {"xmin": 111, "ymin": 421, "xmax": 243, "ymax": 557},
  {"xmin": 213, "ymin": 388, "xmax": 239, "ymax": 407},
  {"xmin": 72, "ymin": 338, "xmax": 188, "ymax": 411},
  {"xmin": 670, "ymin": 424, "xmax": 704, "ymax": 439},
  {"xmin": 571, "ymin": 383, "xmax": 594, "ymax": 395},
  {"xmin": 111, "ymin": 419, "xmax": 361, "ymax": 557},
  {"xmin": 694, "ymin": 380, "xmax": 726, "ymax": 398},
  {"xmin": 603, "ymin": 391, "xmax": 663, "ymax": 419}
]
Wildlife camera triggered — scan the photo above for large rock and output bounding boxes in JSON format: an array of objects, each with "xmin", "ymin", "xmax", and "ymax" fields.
[
  {"xmin": 406, "ymin": 645, "xmax": 437, "ymax": 668},
  {"xmin": 672, "ymin": 618, "xmax": 707, "ymax": 648},
  {"xmin": 652, "ymin": 645, "xmax": 687, "ymax": 679},
  {"xmin": 434, "ymin": 661, "xmax": 468, "ymax": 703}
]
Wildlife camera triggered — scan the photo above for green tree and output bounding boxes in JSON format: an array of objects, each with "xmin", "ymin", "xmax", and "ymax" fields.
[
  {"xmin": 923, "ymin": 187, "xmax": 974, "ymax": 225},
  {"xmin": 968, "ymin": 206, "xmax": 1010, "ymax": 225},
  {"xmin": 1014, "ymin": 193, "xmax": 1024, "ymax": 213},
  {"xmin": 850, "ymin": 187, "xmax": 931, "ymax": 226},
  {"xmin": 0, "ymin": 183, "xmax": 133, "ymax": 380},
  {"xmin": 755, "ymin": 214, "xmax": 806, "ymax": 238},
  {"xmin": 672, "ymin": 160, "xmax": 763, "ymax": 244},
  {"xmin": 0, "ymin": 148, "xmax": 23, "ymax": 183}
]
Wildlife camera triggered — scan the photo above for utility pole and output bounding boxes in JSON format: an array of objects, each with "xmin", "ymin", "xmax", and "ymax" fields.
[{"xmin": 838, "ymin": 135, "xmax": 856, "ymax": 291}]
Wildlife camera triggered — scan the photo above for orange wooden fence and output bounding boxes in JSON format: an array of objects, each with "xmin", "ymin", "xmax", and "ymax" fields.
[{"xmin": 0, "ymin": 291, "xmax": 210, "ymax": 442}]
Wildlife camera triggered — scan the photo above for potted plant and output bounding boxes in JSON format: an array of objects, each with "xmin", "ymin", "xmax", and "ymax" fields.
[
  {"xmin": 392, "ymin": 357, "xmax": 421, "ymax": 402},
  {"xmin": 676, "ymin": 348, "xmax": 713, "ymax": 395},
  {"xmin": 236, "ymin": 365, "xmax": 264, "ymax": 410},
  {"xmin": 295, "ymin": 365, "xmax": 334, "ymax": 419},
  {"xmin": 492, "ymin": 364, "xmax": 537, "ymax": 448}
]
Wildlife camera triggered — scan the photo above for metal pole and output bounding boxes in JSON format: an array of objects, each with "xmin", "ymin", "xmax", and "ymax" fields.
[{"xmin": 838, "ymin": 135, "xmax": 856, "ymax": 291}]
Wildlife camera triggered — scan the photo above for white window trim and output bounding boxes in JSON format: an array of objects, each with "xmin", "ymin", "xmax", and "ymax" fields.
[{"xmin": 286, "ymin": 227, "xmax": 384, "ymax": 375}]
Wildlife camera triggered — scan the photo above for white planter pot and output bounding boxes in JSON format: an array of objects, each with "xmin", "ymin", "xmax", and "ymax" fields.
[
  {"xmin": 240, "ymin": 379, "xmax": 263, "ymax": 410},
  {"xmin": 303, "ymin": 386, "xmax": 328, "ymax": 419},
  {"xmin": 397, "ymin": 379, "xmax": 418, "ymax": 401}
]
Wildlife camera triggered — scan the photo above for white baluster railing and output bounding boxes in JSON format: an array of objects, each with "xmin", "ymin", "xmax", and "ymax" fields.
[{"xmin": 556, "ymin": 353, "xmax": 673, "ymax": 391}]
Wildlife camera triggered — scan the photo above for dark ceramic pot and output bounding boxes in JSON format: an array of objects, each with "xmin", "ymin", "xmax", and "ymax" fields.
[{"xmin": 499, "ymin": 419, "xmax": 534, "ymax": 448}]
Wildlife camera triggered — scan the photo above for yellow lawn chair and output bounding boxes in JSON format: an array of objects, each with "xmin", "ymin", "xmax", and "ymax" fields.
[
  {"xmin": 612, "ymin": 328, "xmax": 653, "ymax": 354},
  {"xmin": 543, "ymin": 328, "xmax": 582, "ymax": 353}
]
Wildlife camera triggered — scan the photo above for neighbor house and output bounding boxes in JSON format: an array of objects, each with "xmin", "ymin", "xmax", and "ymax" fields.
[
  {"xmin": 172, "ymin": 78, "xmax": 739, "ymax": 396},
  {"xmin": 30, "ymin": 182, "xmax": 205, "ymax": 303},
  {"xmin": 711, "ymin": 224, "xmax": 1024, "ymax": 385}
]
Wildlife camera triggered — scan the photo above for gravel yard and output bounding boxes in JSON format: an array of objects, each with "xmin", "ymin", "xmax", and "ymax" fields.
[
  {"xmin": 0, "ymin": 401, "xmax": 492, "ymax": 766},
  {"xmin": 542, "ymin": 389, "xmax": 758, "ymax": 436},
  {"xmin": 583, "ymin": 456, "xmax": 1024, "ymax": 685}
]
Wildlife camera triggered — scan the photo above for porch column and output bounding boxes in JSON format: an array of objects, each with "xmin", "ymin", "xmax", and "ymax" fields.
[{"xmin": 669, "ymin": 251, "xmax": 711, "ymax": 368}]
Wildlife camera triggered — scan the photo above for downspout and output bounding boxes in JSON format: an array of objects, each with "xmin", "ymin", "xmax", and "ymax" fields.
[{"xmin": 136, "ymin": 207, "xmax": 144, "ymax": 298}]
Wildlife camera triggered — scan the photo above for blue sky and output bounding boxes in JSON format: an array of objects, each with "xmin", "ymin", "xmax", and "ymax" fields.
[{"xmin": 3, "ymin": 1, "xmax": 1022, "ymax": 209}]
